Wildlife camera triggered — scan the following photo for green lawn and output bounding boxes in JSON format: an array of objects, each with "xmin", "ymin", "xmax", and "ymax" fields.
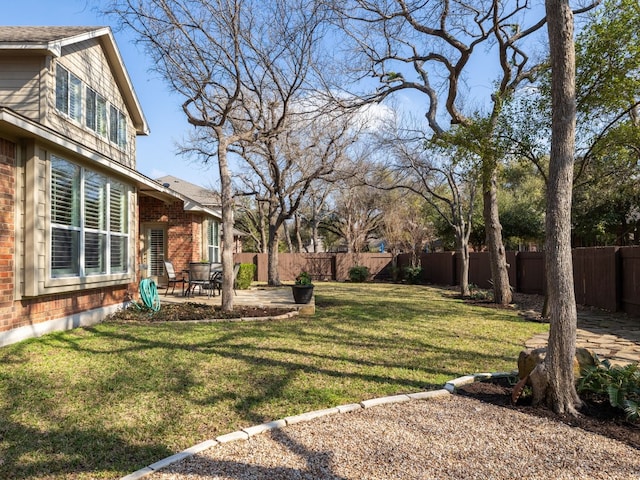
[{"xmin": 0, "ymin": 283, "xmax": 547, "ymax": 479}]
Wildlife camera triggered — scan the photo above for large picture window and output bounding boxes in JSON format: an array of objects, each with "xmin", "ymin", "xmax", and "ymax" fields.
[{"xmin": 50, "ymin": 156, "xmax": 129, "ymax": 278}]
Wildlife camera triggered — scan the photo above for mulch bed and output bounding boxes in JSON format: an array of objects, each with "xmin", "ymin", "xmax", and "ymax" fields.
[
  {"xmin": 456, "ymin": 376, "xmax": 640, "ymax": 450},
  {"xmin": 106, "ymin": 302, "xmax": 296, "ymax": 322}
]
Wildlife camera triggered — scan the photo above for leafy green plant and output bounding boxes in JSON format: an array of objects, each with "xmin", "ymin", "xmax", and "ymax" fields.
[
  {"xmin": 348, "ymin": 265, "xmax": 370, "ymax": 282},
  {"xmin": 403, "ymin": 266, "xmax": 422, "ymax": 284},
  {"xmin": 469, "ymin": 283, "xmax": 493, "ymax": 301},
  {"xmin": 236, "ymin": 263, "xmax": 256, "ymax": 290},
  {"xmin": 578, "ymin": 359, "xmax": 640, "ymax": 421},
  {"xmin": 295, "ymin": 271, "xmax": 313, "ymax": 285}
]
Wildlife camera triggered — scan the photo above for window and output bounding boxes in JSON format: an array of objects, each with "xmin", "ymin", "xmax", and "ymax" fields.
[
  {"xmin": 109, "ymin": 105, "xmax": 127, "ymax": 148},
  {"xmin": 148, "ymin": 228, "xmax": 165, "ymax": 277},
  {"xmin": 96, "ymin": 95, "xmax": 108, "ymax": 138},
  {"xmin": 55, "ymin": 64, "xmax": 68, "ymax": 114},
  {"xmin": 56, "ymin": 63, "xmax": 127, "ymax": 149},
  {"xmin": 85, "ymin": 87, "xmax": 109, "ymax": 140},
  {"xmin": 51, "ymin": 156, "xmax": 129, "ymax": 278},
  {"xmin": 55, "ymin": 64, "xmax": 82, "ymax": 122},
  {"xmin": 207, "ymin": 220, "xmax": 220, "ymax": 263},
  {"xmin": 85, "ymin": 87, "xmax": 96, "ymax": 131}
]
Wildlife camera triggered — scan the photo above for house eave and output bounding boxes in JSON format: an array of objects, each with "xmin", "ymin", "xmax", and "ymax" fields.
[
  {"xmin": 0, "ymin": 108, "xmax": 219, "ymax": 220},
  {"xmin": 0, "ymin": 108, "xmax": 158, "ymax": 198}
]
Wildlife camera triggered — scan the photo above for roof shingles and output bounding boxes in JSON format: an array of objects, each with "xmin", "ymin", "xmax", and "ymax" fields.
[{"xmin": 0, "ymin": 26, "xmax": 97, "ymax": 43}]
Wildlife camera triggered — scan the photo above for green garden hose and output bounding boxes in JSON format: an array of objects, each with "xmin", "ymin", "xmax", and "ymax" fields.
[{"xmin": 139, "ymin": 278, "xmax": 161, "ymax": 312}]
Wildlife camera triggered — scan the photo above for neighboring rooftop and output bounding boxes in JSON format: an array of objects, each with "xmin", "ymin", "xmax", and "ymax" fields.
[{"xmin": 156, "ymin": 175, "xmax": 221, "ymax": 207}]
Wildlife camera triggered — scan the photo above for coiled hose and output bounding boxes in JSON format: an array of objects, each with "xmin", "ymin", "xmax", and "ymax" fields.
[{"xmin": 139, "ymin": 278, "xmax": 161, "ymax": 312}]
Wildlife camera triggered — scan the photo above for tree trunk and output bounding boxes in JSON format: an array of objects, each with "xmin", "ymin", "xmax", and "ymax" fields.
[
  {"xmin": 218, "ymin": 137, "xmax": 235, "ymax": 311},
  {"xmin": 311, "ymin": 217, "xmax": 320, "ymax": 253},
  {"xmin": 483, "ymin": 162, "xmax": 512, "ymax": 305},
  {"xmin": 267, "ymin": 221, "xmax": 282, "ymax": 286},
  {"xmin": 259, "ymin": 202, "xmax": 268, "ymax": 253},
  {"xmin": 283, "ymin": 221, "xmax": 294, "ymax": 253},
  {"xmin": 458, "ymin": 238, "xmax": 470, "ymax": 297},
  {"xmin": 294, "ymin": 214, "xmax": 304, "ymax": 252},
  {"xmin": 539, "ymin": 0, "xmax": 581, "ymax": 415}
]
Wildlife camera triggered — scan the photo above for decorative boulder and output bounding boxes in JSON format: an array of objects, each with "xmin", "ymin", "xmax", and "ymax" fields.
[
  {"xmin": 517, "ymin": 347, "xmax": 597, "ymax": 381},
  {"xmin": 512, "ymin": 347, "xmax": 597, "ymax": 404}
]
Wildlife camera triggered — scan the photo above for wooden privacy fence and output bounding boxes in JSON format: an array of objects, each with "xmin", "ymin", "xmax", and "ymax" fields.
[
  {"xmin": 234, "ymin": 246, "xmax": 640, "ymax": 316},
  {"xmin": 233, "ymin": 252, "xmax": 395, "ymax": 283},
  {"xmin": 233, "ymin": 253, "xmax": 393, "ymax": 282},
  {"xmin": 399, "ymin": 247, "xmax": 639, "ymax": 317}
]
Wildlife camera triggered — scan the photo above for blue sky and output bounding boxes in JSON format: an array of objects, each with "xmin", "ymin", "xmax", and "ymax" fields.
[
  {"xmin": 4, "ymin": 0, "xmax": 219, "ymax": 187},
  {"xmin": 4, "ymin": 1, "xmax": 554, "ymax": 189}
]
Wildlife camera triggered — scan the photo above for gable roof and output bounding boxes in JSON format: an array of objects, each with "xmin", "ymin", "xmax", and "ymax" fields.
[
  {"xmin": 155, "ymin": 175, "xmax": 221, "ymax": 207},
  {"xmin": 0, "ymin": 26, "xmax": 149, "ymax": 136}
]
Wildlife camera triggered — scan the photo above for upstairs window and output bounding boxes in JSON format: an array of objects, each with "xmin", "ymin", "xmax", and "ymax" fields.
[
  {"xmin": 109, "ymin": 104, "xmax": 127, "ymax": 148},
  {"xmin": 85, "ymin": 87, "xmax": 96, "ymax": 131},
  {"xmin": 55, "ymin": 64, "xmax": 82, "ymax": 122},
  {"xmin": 51, "ymin": 155, "xmax": 130, "ymax": 278},
  {"xmin": 85, "ymin": 86, "xmax": 108, "ymax": 139},
  {"xmin": 55, "ymin": 63, "xmax": 127, "ymax": 149},
  {"xmin": 96, "ymin": 93, "xmax": 108, "ymax": 139}
]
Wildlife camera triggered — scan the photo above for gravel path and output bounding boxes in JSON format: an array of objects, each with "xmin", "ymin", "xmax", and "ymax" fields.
[{"xmin": 146, "ymin": 395, "xmax": 640, "ymax": 480}]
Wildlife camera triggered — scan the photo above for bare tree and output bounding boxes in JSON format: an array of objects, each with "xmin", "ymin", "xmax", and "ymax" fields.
[
  {"xmin": 529, "ymin": 0, "xmax": 581, "ymax": 416},
  {"xmin": 379, "ymin": 189, "xmax": 435, "ymax": 274},
  {"xmin": 235, "ymin": 194, "xmax": 268, "ymax": 253},
  {"xmin": 107, "ymin": 0, "xmax": 330, "ymax": 308},
  {"xmin": 236, "ymin": 110, "xmax": 357, "ymax": 285},
  {"xmin": 322, "ymin": 179, "xmax": 383, "ymax": 254},
  {"xmin": 332, "ymin": 1, "xmax": 597, "ymax": 305},
  {"xmin": 299, "ymin": 183, "xmax": 336, "ymax": 253},
  {"xmin": 377, "ymin": 124, "xmax": 479, "ymax": 297}
]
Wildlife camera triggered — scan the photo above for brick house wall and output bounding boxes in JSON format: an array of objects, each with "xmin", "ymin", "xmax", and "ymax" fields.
[
  {"xmin": 0, "ymin": 137, "xmax": 134, "ymax": 339},
  {"xmin": 138, "ymin": 196, "xmax": 206, "ymax": 276},
  {"xmin": 0, "ymin": 138, "xmax": 15, "ymax": 332}
]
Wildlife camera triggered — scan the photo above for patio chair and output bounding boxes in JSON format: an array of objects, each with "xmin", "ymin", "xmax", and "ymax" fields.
[
  {"xmin": 163, "ymin": 260, "xmax": 187, "ymax": 296},
  {"xmin": 186, "ymin": 262, "xmax": 214, "ymax": 298},
  {"xmin": 209, "ymin": 263, "xmax": 240, "ymax": 296},
  {"xmin": 210, "ymin": 263, "xmax": 222, "ymax": 297}
]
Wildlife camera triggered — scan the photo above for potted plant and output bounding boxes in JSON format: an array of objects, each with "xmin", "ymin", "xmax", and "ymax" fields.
[{"xmin": 292, "ymin": 271, "xmax": 314, "ymax": 304}]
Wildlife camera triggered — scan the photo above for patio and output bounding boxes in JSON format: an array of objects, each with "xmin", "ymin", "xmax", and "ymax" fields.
[{"xmin": 158, "ymin": 284, "xmax": 316, "ymax": 316}]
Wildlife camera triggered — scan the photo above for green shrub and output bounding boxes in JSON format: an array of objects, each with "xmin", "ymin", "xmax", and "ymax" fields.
[
  {"xmin": 578, "ymin": 359, "xmax": 640, "ymax": 421},
  {"xmin": 469, "ymin": 283, "xmax": 493, "ymax": 301},
  {"xmin": 348, "ymin": 265, "xmax": 370, "ymax": 282},
  {"xmin": 403, "ymin": 266, "xmax": 422, "ymax": 284},
  {"xmin": 295, "ymin": 271, "xmax": 313, "ymax": 285},
  {"xmin": 236, "ymin": 263, "xmax": 256, "ymax": 290}
]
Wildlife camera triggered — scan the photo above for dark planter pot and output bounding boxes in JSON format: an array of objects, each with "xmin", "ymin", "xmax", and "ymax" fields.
[{"xmin": 292, "ymin": 284, "xmax": 314, "ymax": 304}]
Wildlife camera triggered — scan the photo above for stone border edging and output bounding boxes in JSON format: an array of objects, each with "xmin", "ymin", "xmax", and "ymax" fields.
[{"xmin": 120, "ymin": 371, "xmax": 516, "ymax": 480}]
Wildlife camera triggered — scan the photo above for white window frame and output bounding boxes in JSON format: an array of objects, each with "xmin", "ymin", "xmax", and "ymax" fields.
[
  {"xmin": 50, "ymin": 155, "xmax": 130, "ymax": 279},
  {"xmin": 55, "ymin": 64, "xmax": 82, "ymax": 122}
]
